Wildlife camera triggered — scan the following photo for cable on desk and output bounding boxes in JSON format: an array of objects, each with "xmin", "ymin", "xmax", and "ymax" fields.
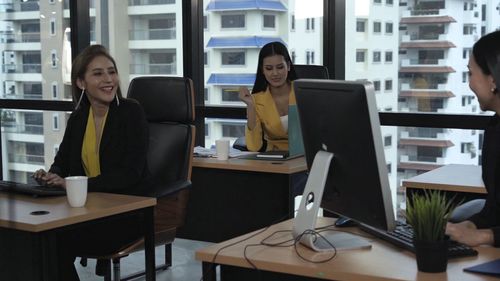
[
  {"xmin": 200, "ymin": 220, "xmax": 372, "ymax": 280},
  {"xmin": 199, "ymin": 213, "xmax": 290, "ymax": 281}
]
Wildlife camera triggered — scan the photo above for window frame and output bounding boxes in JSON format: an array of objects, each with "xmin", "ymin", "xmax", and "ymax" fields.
[
  {"xmin": 220, "ymin": 13, "xmax": 246, "ymax": 29},
  {"xmin": 0, "ymin": 0, "xmax": 492, "ymax": 175}
]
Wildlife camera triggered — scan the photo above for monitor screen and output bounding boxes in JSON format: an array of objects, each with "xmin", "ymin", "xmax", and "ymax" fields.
[{"xmin": 294, "ymin": 79, "xmax": 395, "ymax": 231}]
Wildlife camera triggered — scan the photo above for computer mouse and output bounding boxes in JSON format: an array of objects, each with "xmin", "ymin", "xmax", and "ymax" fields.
[{"xmin": 335, "ymin": 216, "xmax": 357, "ymax": 227}]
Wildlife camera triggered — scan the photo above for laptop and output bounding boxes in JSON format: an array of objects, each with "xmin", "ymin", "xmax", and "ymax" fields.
[{"xmin": 240, "ymin": 104, "xmax": 305, "ymax": 161}]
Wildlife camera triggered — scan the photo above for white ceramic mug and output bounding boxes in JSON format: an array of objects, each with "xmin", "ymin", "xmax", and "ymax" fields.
[
  {"xmin": 65, "ymin": 176, "xmax": 88, "ymax": 207},
  {"xmin": 215, "ymin": 139, "xmax": 230, "ymax": 160}
]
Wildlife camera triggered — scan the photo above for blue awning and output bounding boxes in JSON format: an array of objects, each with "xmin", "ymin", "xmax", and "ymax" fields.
[
  {"xmin": 207, "ymin": 73, "xmax": 256, "ymax": 86},
  {"xmin": 206, "ymin": 0, "xmax": 287, "ymax": 11},
  {"xmin": 206, "ymin": 36, "xmax": 285, "ymax": 48}
]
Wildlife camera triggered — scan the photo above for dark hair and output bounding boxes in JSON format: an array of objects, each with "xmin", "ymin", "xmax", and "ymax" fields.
[
  {"xmin": 71, "ymin": 44, "xmax": 123, "ymax": 107},
  {"xmin": 251, "ymin": 41, "xmax": 297, "ymax": 94},
  {"xmin": 472, "ymin": 30, "xmax": 500, "ymax": 91}
]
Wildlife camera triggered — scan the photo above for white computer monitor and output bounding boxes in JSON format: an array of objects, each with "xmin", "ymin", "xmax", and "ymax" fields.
[{"xmin": 292, "ymin": 79, "xmax": 395, "ymax": 251}]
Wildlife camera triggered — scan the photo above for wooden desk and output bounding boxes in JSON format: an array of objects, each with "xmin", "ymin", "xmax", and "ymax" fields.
[
  {"xmin": 196, "ymin": 217, "xmax": 500, "ymax": 281},
  {"xmin": 403, "ymin": 164, "xmax": 486, "ymax": 203},
  {"xmin": 0, "ymin": 192, "xmax": 156, "ymax": 281},
  {"xmin": 177, "ymin": 156, "xmax": 307, "ymax": 242}
]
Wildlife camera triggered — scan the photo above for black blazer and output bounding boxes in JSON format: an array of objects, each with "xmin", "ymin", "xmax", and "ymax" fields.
[
  {"xmin": 49, "ymin": 98, "xmax": 150, "ymax": 195},
  {"xmin": 469, "ymin": 114, "xmax": 500, "ymax": 247}
]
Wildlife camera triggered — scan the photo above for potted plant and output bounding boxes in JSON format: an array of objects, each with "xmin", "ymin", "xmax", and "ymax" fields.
[{"xmin": 406, "ymin": 190, "xmax": 457, "ymax": 273}]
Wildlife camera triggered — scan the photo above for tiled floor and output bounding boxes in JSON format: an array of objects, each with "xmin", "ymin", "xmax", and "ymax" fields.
[{"xmin": 76, "ymin": 239, "xmax": 213, "ymax": 281}]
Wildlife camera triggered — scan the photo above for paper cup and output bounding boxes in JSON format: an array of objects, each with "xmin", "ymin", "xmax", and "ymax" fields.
[
  {"xmin": 215, "ymin": 139, "xmax": 230, "ymax": 160},
  {"xmin": 65, "ymin": 176, "xmax": 88, "ymax": 207}
]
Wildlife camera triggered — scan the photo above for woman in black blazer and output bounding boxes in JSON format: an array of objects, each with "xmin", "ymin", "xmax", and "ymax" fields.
[
  {"xmin": 446, "ymin": 30, "xmax": 500, "ymax": 247},
  {"xmin": 34, "ymin": 46, "xmax": 150, "ymax": 194},
  {"xmin": 34, "ymin": 45, "xmax": 151, "ymax": 281}
]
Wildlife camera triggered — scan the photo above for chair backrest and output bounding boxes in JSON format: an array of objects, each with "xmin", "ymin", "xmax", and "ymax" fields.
[
  {"xmin": 127, "ymin": 76, "xmax": 195, "ymax": 196},
  {"xmin": 293, "ymin": 64, "xmax": 330, "ymax": 79}
]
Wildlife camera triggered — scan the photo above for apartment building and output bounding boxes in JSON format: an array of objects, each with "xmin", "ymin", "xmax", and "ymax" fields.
[
  {"xmin": 345, "ymin": 0, "xmax": 400, "ymax": 209},
  {"xmin": 397, "ymin": 0, "xmax": 499, "ymax": 184},
  {"xmin": 0, "ymin": 0, "xmax": 71, "ymax": 182}
]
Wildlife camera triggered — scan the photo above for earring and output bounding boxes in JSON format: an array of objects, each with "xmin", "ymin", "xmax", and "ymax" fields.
[
  {"xmin": 75, "ymin": 88, "xmax": 85, "ymax": 110},
  {"xmin": 115, "ymin": 94, "xmax": 120, "ymax": 106},
  {"xmin": 492, "ymin": 87, "xmax": 497, "ymax": 93}
]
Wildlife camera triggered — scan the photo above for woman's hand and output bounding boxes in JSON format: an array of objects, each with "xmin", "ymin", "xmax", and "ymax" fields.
[
  {"xmin": 33, "ymin": 169, "xmax": 47, "ymax": 181},
  {"xmin": 36, "ymin": 171, "xmax": 66, "ymax": 189},
  {"xmin": 239, "ymin": 87, "xmax": 254, "ymax": 107},
  {"xmin": 446, "ymin": 221, "xmax": 494, "ymax": 246}
]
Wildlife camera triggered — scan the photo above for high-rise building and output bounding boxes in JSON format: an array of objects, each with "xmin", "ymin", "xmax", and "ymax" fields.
[{"xmin": 396, "ymin": 0, "xmax": 499, "ymax": 182}]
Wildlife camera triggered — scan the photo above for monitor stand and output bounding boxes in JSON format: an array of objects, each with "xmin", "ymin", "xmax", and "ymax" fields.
[{"xmin": 293, "ymin": 150, "xmax": 372, "ymax": 252}]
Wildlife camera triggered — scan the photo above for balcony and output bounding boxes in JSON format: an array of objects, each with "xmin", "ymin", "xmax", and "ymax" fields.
[
  {"xmin": 399, "ymin": 66, "xmax": 455, "ymax": 75},
  {"xmin": 1, "ymin": 32, "xmax": 40, "ymax": 43},
  {"xmin": 128, "ymin": 0, "xmax": 175, "ymax": 5},
  {"xmin": 400, "ymin": 10, "xmax": 455, "ymax": 25},
  {"xmin": 401, "ymin": 128, "xmax": 446, "ymax": 139},
  {"xmin": 129, "ymin": 28, "xmax": 176, "ymax": 40},
  {"xmin": 399, "ymin": 138, "xmax": 453, "ymax": 148},
  {"xmin": 397, "ymin": 162, "xmax": 443, "ymax": 172},
  {"xmin": 399, "ymin": 154, "xmax": 445, "ymax": 166},
  {"xmin": 8, "ymin": 153, "xmax": 44, "ymax": 165},
  {"xmin": 401, "ymin": 81, "xmax": 448, "ymax": 90},
  {"xmin": 2, "ymin": 64, "xmax": 41, "ymax": 74},
  {"xmin": 2, "ymin": 92, "xmax": 42, "ymax": 100},
  {"xmin": 2, "ymin": 122, "xmax": 43, "ymax": 135},
  {"xmin": 410, "ymin": 9, "xmax": 440, "ymax": 16},
  {"xmin": 1, "ymin": 2, "xmax": 39, "ymax": 13},
  {"xmin": 130, "ymin": 63, "xmax": 176, "ymax": 75}
]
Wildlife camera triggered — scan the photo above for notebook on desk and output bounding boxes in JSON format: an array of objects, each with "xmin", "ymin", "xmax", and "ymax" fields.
[{"xmin": 239, "ymin": 105, "xmax": 304, "ymax": 161}]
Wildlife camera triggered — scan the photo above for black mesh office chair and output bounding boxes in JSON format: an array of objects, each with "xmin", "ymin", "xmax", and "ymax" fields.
[
  {"xmin": 83, "ymin": 76, "xmax": 195, "ymax": 281},
  {"xmin": 233, "ymin": 64, "xmax": 330, "ymax": 151},
  {"xmin": 293, "ymin": 64, "xmax": 330, "ymax": 79}
]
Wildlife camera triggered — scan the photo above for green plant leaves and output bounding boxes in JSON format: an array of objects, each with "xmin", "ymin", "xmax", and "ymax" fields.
[{"xmin": 406, "ymin": 190, "xmax": 457, "ymax": 241}]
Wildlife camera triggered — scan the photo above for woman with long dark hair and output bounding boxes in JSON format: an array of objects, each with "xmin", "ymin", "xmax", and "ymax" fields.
[{"xmin": 239, "ymin": 41, "xmax": 298, "ymax": 152}]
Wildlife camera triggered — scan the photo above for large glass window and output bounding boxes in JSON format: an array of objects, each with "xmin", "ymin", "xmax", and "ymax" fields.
[
  {"xmin": 221, "ymin": 14, "xmax": 245, "ymax": 28},
  {"xmin": 203, "ymin": 0, "xmax": 324, "ymax": 147},
  {"xmin": 221, "ymin": 51, "xmax": 245, "ymax": 66},
  {"xmin": 0, "ymin": 0, "xmax": 71, "ymax": 182},
  {"xmin": 347, "ymin": 0, "xmax": 496, "ymax": 213}
]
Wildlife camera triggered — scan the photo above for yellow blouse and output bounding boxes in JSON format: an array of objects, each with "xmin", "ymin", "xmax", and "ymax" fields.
[
  {"xmin": 81, "ymin": 107, "xmax": 108, "ymax": 177},
  {"xmin": 245, "ymin": 85, "xmax": 296, "ymax": 152}
]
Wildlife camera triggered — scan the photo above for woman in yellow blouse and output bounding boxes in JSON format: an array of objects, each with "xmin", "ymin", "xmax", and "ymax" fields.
[{"xmin": 239, "ymin": 41, "xmax": 298, "ymax": 152}]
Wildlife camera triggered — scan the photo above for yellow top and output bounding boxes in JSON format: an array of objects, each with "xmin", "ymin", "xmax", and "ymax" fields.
[
  {"xmin": 81, "ymin": 107, "xmax": 108, "ymax": 177},
  {"xmin": 245, "ymin": 85, "xmax": 296, "ymax": 152}
]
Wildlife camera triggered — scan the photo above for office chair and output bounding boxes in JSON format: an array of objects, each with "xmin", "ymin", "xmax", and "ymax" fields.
[
  {"xmin": 233, "ymin": 64, "xmax": 329, "ymax": 151},
  {"xmin": 449, "ymin": 198, "xmax": 485, "ymax": 223},
  {"xmin": 293, "ymin": 64, "xmax": 330, "ymax": 79},
  {"xmin": 83, "ymin": 76, "xmax": 195, "ymax": 281}
]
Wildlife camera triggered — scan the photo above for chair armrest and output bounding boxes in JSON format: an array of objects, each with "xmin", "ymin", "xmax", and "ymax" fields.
[{"xmin": 145, "ymin": 179, "xmax": 192, "ymax": 198}]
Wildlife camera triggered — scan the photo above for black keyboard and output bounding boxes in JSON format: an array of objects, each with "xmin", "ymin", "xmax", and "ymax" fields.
[
  {"xmin": 0, "ymin": 180, "xmax": 66, "ymax": 197},
  {"xmin": 360, "ymin": 221, "xmax": 478, "ymax": 258}
]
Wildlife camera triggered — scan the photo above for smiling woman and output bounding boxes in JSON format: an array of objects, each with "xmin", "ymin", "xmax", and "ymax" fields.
[
  {"xmin": 32, "ymin": 44, "xmax": 151, "ymax": 281},
  {"xmin": 446, "ymin": 30, "xmax": 500, "ymax": 249},
  {"xmin": 238, "ymin": 41, "xmax": 298, "ymax": 152}
]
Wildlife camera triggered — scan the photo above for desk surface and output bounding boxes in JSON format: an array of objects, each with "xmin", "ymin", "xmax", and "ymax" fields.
[
  {"xmin": 0, "ymin": 192, "xmax": 156, "ymax": 232},
  {"xmin": 193, "ymin": 156, "xmax": 307, "ymax": 174},
  {"xmin": 196, "ymin": 217, "xmax": 500, "ymax": 281},
  {"xmin": 402, "ymin": 164, "xmax": 486, "ymax": 194}
]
